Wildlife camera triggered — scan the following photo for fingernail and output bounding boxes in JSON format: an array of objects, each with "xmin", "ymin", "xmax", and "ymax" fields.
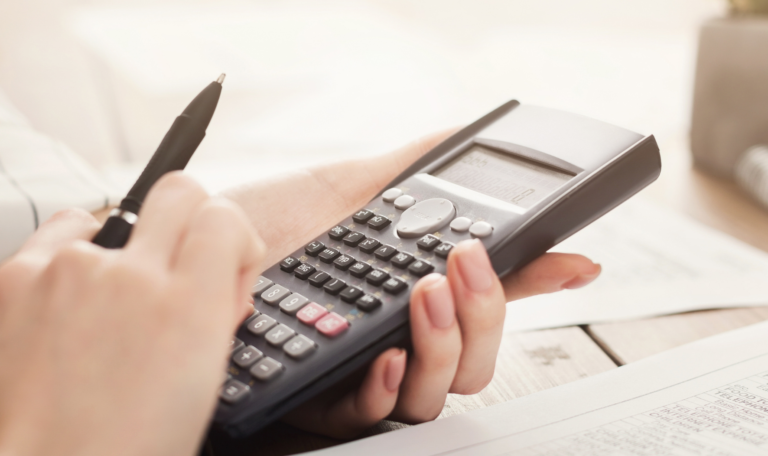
[
  {"xmin": 457, "ymin": 239, "xmax": 494, "ymax": 292},
  {"xmin": 562, "ymin": 263, "xmax": 602, "ymax": 290},
  {"xmin": 424, "ymin": 274, "xmax": 455, "ymax": 329},
  {"xmin": 385, "ymin": 349, "xmax": 407, "ymax": 392}
]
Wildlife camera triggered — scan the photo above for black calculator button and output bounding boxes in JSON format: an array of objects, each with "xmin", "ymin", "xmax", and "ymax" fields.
[
  {"xmin": 233, "ymin": 345, "xmax": 263, "ymax": 368},
  {"xmin": 251, "ymin": 276, "xmax": 273, "ymax": 297},
  {"xmin": 319, "ymin": 248, "xmax": 341, "ymax": 263},
  {"xmin": 352, "ymin": 209, "xmax": 375, "ymax": 224},
  {"xmin": 279, "ymin": 293, "xmax": 309, "ymax": 315},
  {"xmin": 261, "ymin": 285, "xmax": 291, "ymax": 305},
  {"xmin": 365, "ymin": 269, "xmax": 390, "ymax": 286},
  {"xmin": 408, "ymin": 260, "xmax": 435, "ymax": 277},
  {"xmin": 247, "ymin": 314, "xmax": 277, "ymax": 336},
  {"xmin": 358, "ymin": 238, "xmax": 381, "ymax": 254},
  {"xmin": 323, "ymin": 278, "xmax": 347, "ymax": 295},
  {"xmin": 383, "ymin": 277, "xmax": 408, "ymax": 295},
  {"xmin": 220, "ymin": 379, "xmax": 250, "ymax": 404},
  {"xmin": 367, "ymin": 215, "xmax": 391, "ymax": 231},
  {"xmin": 230, "ymin": 337, "xmax": 245, "ymax": 354},
  {"xmin": 279, "ymin": 256, "xmax": 300, "ymax": 272},
  {"xmin": 305, "ymin": 241, "xmax": 325, "ymax": 257},
  {"xmin": 391, "ymin": 252, "xmax": 415, "ymax": 268},
  {"xmin": 434, "ymin": 242, "xmax": 454, "ymax": 259},
  {"xmin": 340, "ymin": 286, "xmax": 364, "ymax": 303},
  {"xmin": 374, "ymin": 245, "xmax": 398, "ymax": 261},
  {"xmin": 294, "ymin": 263, "xmax": 316, "ymax": 280},
  {"xmin": 265, "ymin": 324, "xmax": 296, "ymax": 347},
  {"xmin": 329, "ymin": 225, "xmax": 350, "ymax": 240},
  {"xmin": 356, "ymin": 294, "xmax": 382, "ymax": 311},
  {"xmin": 308, "ymin": 271, "xmax": 331, "ymax": 287},
  {"xmin": 342, "ymin": 231, "xmax": 366, "ymax": 247},
  {"xmin": 334, "ymin": 254, "xmax": 356, "ymax": 271},
  {"xmin": 348, "ymin": 261, "xmax": 372, "ymax": 278},
  {"xmin": 250, "ymin": 357, "xmax": 283, "ymax": 382},
  {"xmin": 417, "ymin": 235, "xmax": 441, "ymax": 251},
  {"xmin": 284, "ymin": 335, "xmax": 317, "ymax": 360}
]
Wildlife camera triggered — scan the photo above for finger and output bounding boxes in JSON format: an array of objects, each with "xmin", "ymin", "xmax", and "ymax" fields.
[
  {"xmin": 445, "ymin": 239, "xmax": 507, "ymax": 394},
  {"xmin": 391, "ymin": 274, "xmax": 462, "ymax": 423},
  {"xmin": 15, "ymin": 208, "xmax": 101, "ymax": 264},
  {"xmin": 127, "ymin": 172, "xmax": 209, "ymax": 266},
  {"xmin": 282, "ymin": 348, "xmax": 406, "ymax": 439},
  {"xmin": 502, "ymin": 253, "xmax": 601, "ymax": 302}
]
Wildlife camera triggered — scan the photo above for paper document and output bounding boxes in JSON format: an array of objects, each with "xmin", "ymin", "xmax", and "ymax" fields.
[
  {"xmin": 307, "ymin": 319, "xmax": 768, "ymax": 455},
  {"xmin": 505, "ymin": 197, "xmax": 768, "ymax": 332}
]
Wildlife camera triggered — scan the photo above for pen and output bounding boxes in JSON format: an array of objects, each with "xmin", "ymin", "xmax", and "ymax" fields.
[{"xmin": 92, "ymin": 74, "xmax": 225, "ymax": 249}]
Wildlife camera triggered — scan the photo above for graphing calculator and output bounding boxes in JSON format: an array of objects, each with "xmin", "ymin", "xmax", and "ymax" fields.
[{"xmin": 213, "ymin": 101, "xmax": 661, "ymax": 437}]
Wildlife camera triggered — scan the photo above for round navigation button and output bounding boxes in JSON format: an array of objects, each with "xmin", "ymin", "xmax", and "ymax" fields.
[
  {"xmin": 382, "ymin": 188, "xmax": 403, "ymax": 203},
  {"xmin": 450, "ymin": 216, "xmax": 472, "ymax": 232},
  {"xmin": 469, "ymin": 221, "xmax": 493, "ymax": 238},
  {"xmin": 396, "ymin": 198, "xmax": 455, "ymax": 238},
  {"xmin": 394, "ymin": 195, "xmax": 416, "ymax": 210}
]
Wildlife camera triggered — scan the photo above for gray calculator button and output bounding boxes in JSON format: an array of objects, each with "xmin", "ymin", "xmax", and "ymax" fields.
[
  {"xmin": 230, "ymin": 337, "xmax": 245, "ymax": 353},
  {"xmin": 394, "ymin": 195, "xmax": 416, "ymax": 210},
  {"xmin": 251, "ymin": 276, "xmax": 273, "ymax": 297},
  {"xmin": 246, "ymin": 315, "xmax": 277, "ymax": 336},
  {"xmin": 382, "ymin": 188, "xmax": 403, "ymax": 202},
  {"xmin": 284, "ymin": 335, "xmax": 317, "ymax": 359},
  {"xmin": 265, "ymin": 324, "xmax": 296, "ymax": 346},
  {"xmin": 220, "ymin": 379, "xmax": 250, "ymax": 404},
  {"xmin": 450, "ymin": 217, "xmax": 472, "ymax": 232},
  {"xmin": 250, "ymin": 357, "xmax": 283, "ymax": 382},
  {"xmin": 233, "ymin": 345, "xmax": 263, "ymax": 368},
  {"xmin": 469, "ymin": 221, "xmax": 493, "ymax": 238},
  {"xmin": 396, "ymin": 198, "xmax": 455, "ymax": 238},
  {"xmin": 279, "ymin": 293, "xmax": 309, "ymax": 315},
  {"xmin": 261, "ymin": 285, "xmax": 291, "ymax": 305}
]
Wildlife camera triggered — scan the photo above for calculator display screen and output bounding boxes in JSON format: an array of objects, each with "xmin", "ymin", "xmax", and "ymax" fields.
[{"xmin": 433, "ymin": 146, "xmax": 572, "ymax": 209}]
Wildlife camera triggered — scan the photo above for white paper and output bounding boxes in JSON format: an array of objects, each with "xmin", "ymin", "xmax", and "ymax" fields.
[
  {"xmin": 306, "ymin": 319, "xmax": 768, "ymax": 456},
  {"xmin": 504, "ymin": 197, "xmax": 768, "ymax": 332}
]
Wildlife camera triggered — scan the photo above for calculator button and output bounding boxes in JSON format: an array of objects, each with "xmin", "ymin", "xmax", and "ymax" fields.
[
  {"xmin": 367, "ymin": 215, "xmax": 392, "ymax": 231},
  {"xmin": 394, "ymin": 195, "xmax": 416, "ymax": 210},
  {"xmin": 343, "ymin": 231, "xmax": 366, "ymax": 247},
  {"xmin": 356, "ymin": 294, "xmax": 382, "ymax": 311},
  {"xmin": 220, "ymin": 379, "xmax": 250, "ymax": 404},
  {"xmin": 340, "ymin": 286, "xmax": 364, "ymax": 303},
  {"xmin": 319, "ymin": 248, "xmax": 341, "ymax": 263},
  {"xmin": 308, "ymin": 271, "xmax": 331, "ymax": 287},
  {"xmin": 284, "ymin": 335, "xmax": 317, "ymax": 360},
  {"xmin": 396, "ymin": 198, "xmax": 455, "ymax": 238},
  {"xmin": 366, "ymin": 269, "xmax": 390, "ymax": 286},
  {"xmin": 265, "ymin": 324, "xmax": 296, "ymax": 346},
  {"xmin": 374, "ymin": 245, "xmax": 398, "ymax": 261},
  {"xmin": 323, "ymin": 278, "xmax": 347, "ymax": 295},
  {"xmin": 250, "ymin": 357, "xmax": 283, "ymax": 382},
  {"xmin": 408, "ymin": 260, "xmax": 435, "ymax": 277},
  {"xmin": 417, "ymin": 234, "xmax": 441, "ymax": 251},
  {"xmin": 334, "ymin": 254, "xmax": 356, "ymax": 271},
  {"xmin": 261, "ymin": 285, "xmax": 291, "ymax": 306},
  {"xmin": 251, "ymin": 276, "xmax": 273, "ymax": 297},
  {"xmin": 230, "ymin": 337, "xmax": 245, "ymax": 353},
  {"xmin": 329, "ymin": 225, "xmax": 350, "ymax": 240},
  {"xmin": 316, "ymin": 313, "xmax": 350, "ymax": 337},
  {"xmin": 305, "ymin": 241, "xmax": 325, "ymax": 257},
  {"xmin": 358, "ymin": 238, "xmax": 381, "ymax": 253},
  {"xmin": 280, "ymin": 256, "xmax": 301, "ymax": 272},
  {"xmin": 470, "ymin": 221, "xmax": 493, "ymax": 238},
  {"xmin": 247, "ymin": 315, "xmax": 277, "ymax": 336},
  {"xmin": 434, "ymin": 242, "xmax": 454, "ymax": 259},
  {"xmin": 294, "ymin": 263, "xmax": 316, "ymax": 280},
  {"xmin": 383, "ymin": 277, "xmax": 408, "ymax": 295},
  {"xmin": 233, "ymin": 345, "xmax": 263, "ymax": 368},
  {"xmin": 297, "ymin": 302, "xmax": 329, "ymax": 325},
  {"xmin": 382, "ymin": 188, "xmax": 403, "ymax": 202},
  {"xmin": 349, "ymin": 261, "xmax": 372, "ymax": 278},
  {"xmin": 391, "ymin": 252, "xmax": 415, "ymax": 268},
  {"xmin": 450, "ymin": 217, "xmax": 472, "ymax": 232},
  {"xmin": 279, "ymin": 293, "xmax": 309, "ymax": 315},
  {"xmin": 352, "ymin": 209, "xmax": 375, "ymax": 224}
]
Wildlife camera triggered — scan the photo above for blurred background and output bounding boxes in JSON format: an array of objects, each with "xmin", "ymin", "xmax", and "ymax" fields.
[{"xmin": 0, "ymin": 0, "xmax": 726, "ymax": 192}]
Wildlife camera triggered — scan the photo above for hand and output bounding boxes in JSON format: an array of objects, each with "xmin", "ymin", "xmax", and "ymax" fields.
[
  {"xmin": 223, "ymin": 131, "xmax": 601, "ymax": 438},
  {"xmin": 0, "ymin": 173, "xmax": 265, "ymax": 456}
]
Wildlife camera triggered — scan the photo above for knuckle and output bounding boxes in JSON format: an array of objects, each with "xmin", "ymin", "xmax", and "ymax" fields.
[{"xmin": 46, "ymin": 207, "xmax": 99, "ymax": 227}]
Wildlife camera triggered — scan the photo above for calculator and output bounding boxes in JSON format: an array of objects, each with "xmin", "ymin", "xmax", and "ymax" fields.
[{"xmin": 213, "ymin": 101, "xmax": 661, "ymax": 437}]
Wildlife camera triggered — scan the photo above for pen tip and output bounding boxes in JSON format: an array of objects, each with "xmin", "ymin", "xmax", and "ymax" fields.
[{"xmin": 217, "ymin": 73, "xmax": 226, "ymax": 84}]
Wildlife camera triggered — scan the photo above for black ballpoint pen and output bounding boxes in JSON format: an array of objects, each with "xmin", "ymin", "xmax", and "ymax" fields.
[{"xmin": 92, "ymin": 74, "xmax": 225, "ymax": 248}]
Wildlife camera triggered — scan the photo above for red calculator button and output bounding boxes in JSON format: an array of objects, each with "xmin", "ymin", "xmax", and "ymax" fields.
[
  {"xmin": 315, "ymin": 312, "xmax": 349, "ymax": 337},
  {"xmin": 297, "ymin": 302, "xmax": 328, "ymax": 326}
]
